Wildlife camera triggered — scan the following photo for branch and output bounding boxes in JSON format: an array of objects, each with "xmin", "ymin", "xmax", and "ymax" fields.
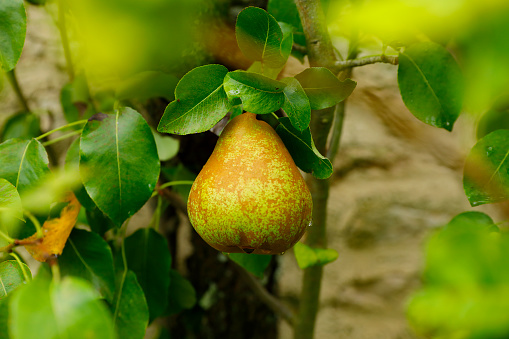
[
  {"xmin": 292, "ymin": 43, "xmax": 308, "ymax": 55},
  {"xmin": 334, "ymin": 54, "xmax": 398, "ymax": 71},
  {"xmin": 6, "ymin": 69, "xmax": 30, "ymax": 112},
  {"xmin": 233, "ymin": 262, "xmax": 295, "ymax": 326}
]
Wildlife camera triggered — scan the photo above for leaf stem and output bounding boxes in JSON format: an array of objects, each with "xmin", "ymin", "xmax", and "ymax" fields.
[
  {"xmin": 50, "ymin": 259, "xmax": 61, "ymax": 283},
  {"xmin": 6, "ymin": 69, "xmax": 30, "ymax": 112},
  {"xmin": 151, "ymin": 180, "xmax": 194, "ymax": 198},
  {"xmin": 0, "ymin": 229, "xmax": 14, "ymax": 244},
  {"xmin": 41, "ymin": 130, "xmax": 82, "ymax": 147},
  {"xmin": 24, "ymin": 210, "xmax": 43, "ymax": 239},
  {"xmin": 57, "ymin": 0, "xmax": 75, "ymax": 80},
  {"xmin": 36, "ymin": 120, "xmax": 87, "ymax": 141},
  {"xmin": 334, "ymin": 54, "xmax": 398, "ymax": 71},
  {"xmin": 10, "ymin": 252, "xmax": 31, "ymax": 282}
]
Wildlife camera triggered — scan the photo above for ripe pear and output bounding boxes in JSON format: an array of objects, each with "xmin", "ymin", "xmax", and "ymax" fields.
[{"xmin": 187, "ymin": 112, "xmax": 312, "ymax": 255}]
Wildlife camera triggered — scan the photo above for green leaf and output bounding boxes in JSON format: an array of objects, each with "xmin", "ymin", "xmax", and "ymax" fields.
[
  {"xmin": 0, "ymin": 179, "xmax": 24, "ymax": 222},
  {"xmin": 85, "ymin": 205, "xmax": 115, "ymax": 236},
  {"xmin": 9, "ymin": 275, "xmax": 116, "ymax": 339},
  {"xmin": 294, "ymin": 67, "xmax": 356, "ymax": 110},
  {"xmin": 236, "ymin": 7, "xmax": 286, "ymax": 68},
  {"xmin": 0, "ymin": 0, "xmax": 26, "ymax": 71},
  {"xmin": 408, "ymin": 212, "xmax": 509, "ymax": 338},
  {"xmin": 279, "ymin": 22, "xmax": 294, "ymax": 60},
  {"xmin": 444, "ymin": 211, "xmax": 499, "ymax": 234},
  {"xmin": 158, "ymin": 64, "xmax": 231, "ymax": 135},
  {"xmin": 116, "ymin": 71, "xmax": 178, "ymax": 102},
  {"xmin": 165, "ymin": 269, "xmax": 196, "ymax": 315},
  {"xmin": 268, "ymin": 0, "xmax": 306, "ymax": 46},
  {"xmin": 0, "ymin": 112, "xmax": 40, "ymax": 141},
  {"xmin": 0, "ymin": 296, "xmax": 10, "ymax": 339},
  {"xmin": 228, "ymin": 253, "xmax": 272, "ymax": 278},
  {"xmin": 0, "ymin": 260, "xmax": 31, "ymax": 298},
  {"xmin": 65, "ymin": 137, "xmax": 95, "ymax": 210},
  {"xmin": 223, "ymin": 71, "xmax": 285, "ymax": 114},
  {"xmin": 281, "ymin": 77, "xmax": 311, "ymax": 131},
  {"xmin": 59, "ymin": 229, "xmax": 116, "ymax": 302},
  {"xmin": 246, "ymin": 61, "xmax": 283, "ymax": 80},
  {"xmin": 112, "ymin": 270, "xmax": 149, "ymax": 339},
  {"xmin": 60, "ymin": 74, "xmax": 96, "ymax": 124},
  {"xmin": 398, "ymin": 42, "xmax": 464, "ymax": 131},
  {"xmin": 124, "ymin": 228, "xmax": 172, "ymax": 321},
  {"xmin": 152, "ymin": 130, "xmax": 179, "ymax": 162},
  {"xmin": 463, "ymin": 129, "xmax": 509, "ymax": 206},
  {"xmin": 276, "ymin": 117, "xmax": 333, "ymax": 179},
  {"xmin": 293, "ymin": 242, "xmax": 338, "ymax": 269},
  {"xmin": 80, "ymin": 108, "xmax": 160, "ymax": 227},
  {"xmin": 476, "ymin": 99, "xmax": 509, "ymax": 140},
  {"xmin": 0, "ymin": 138, "xmax": 50, "ymax": 193}
]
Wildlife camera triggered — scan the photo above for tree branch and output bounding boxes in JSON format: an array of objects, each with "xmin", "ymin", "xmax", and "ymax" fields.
[
  {"xmin": 233, "ymin": 263, "xmax": 295, "ymax": 326},
  {"xmin": 292, "ymin": 43, "xmax": 308, "ymax": 55},
  {"xmin": 334, "ymin": 54, "xmax": 398, "ymax": 71}
]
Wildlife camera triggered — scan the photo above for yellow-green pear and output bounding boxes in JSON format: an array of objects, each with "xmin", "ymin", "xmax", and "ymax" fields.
[{"xmin": 187, "ymin": 112, "xmax": 312, "ymax": 254}]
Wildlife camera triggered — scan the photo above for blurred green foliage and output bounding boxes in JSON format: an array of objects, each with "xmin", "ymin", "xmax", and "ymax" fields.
[{"xmin": 408, "ymin": 212, "xmax": 509, "ymax": 339}]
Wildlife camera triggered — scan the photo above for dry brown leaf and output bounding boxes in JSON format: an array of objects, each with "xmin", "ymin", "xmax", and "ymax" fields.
[{"xmin": 23, "ymin": 192, "xmax": 81, "ymax": 262}]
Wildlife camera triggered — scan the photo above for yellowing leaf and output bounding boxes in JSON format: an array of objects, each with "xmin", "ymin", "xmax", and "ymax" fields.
[{"xmin": 24, "ymin": 192, "xmax": 81, "ymax": 262}]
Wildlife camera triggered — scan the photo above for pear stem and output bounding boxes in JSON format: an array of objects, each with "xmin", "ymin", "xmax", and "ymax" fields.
[{"xmin": 294, "ymin": 1, "xmax": 342, "ymax": 338}]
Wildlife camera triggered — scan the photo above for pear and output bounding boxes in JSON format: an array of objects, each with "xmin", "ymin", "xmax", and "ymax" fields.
[{"xmin": 187, "ymin": 112, "xmax": 312, "ymax": 255}]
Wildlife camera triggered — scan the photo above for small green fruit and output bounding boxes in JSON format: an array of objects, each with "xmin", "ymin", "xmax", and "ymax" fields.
[{"xmin": 187, "ymin": 112, "xmax": 312, "ymax": 254}]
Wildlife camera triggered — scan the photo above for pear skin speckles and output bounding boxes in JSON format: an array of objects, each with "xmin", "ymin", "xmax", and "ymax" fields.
[{"xmin": 187, "ymin": 112, "xmax": 312, "ymax": 255}]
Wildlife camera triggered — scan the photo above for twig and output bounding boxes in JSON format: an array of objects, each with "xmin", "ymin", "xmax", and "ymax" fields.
[
  {"xmin": 292, "ymin": 43, "xmax": 308, "ymax": 55},
  {"xmin": 6, "ymin": 69, "xmax": 30, "ymax": 112},
  {"xmin": 334, "ymin": 54, "xmax": 398, "ymax": 71},
  {"xmin": 233, "ymin": 263, "xmax": 295, "ymax": 326}
]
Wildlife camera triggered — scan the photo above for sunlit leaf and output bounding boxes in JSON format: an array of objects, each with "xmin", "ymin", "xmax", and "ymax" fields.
[
  {"xmin": 280, "ymin": 77, "xmax": 311, "ymax": 131},
  {"xmin": 228, "ymin": 253, "xmax": 272, "ymax": 278},
  {"xmin": 0, "ymin": 0, "xmax": 26, "ymax": 71},
  {"xmin": 112, "ymin": 270, "xmax": 149, "ymax": 339},
  {"xmin": 80, "ymin": 108, "xmax": 160, "ymax": 227},
  {"xmin": 247, "ymin": 61, "xmax": 283, "ymax": 80},
  {"xmin": 223, "ymin": 71, "xmax": 285, "ymax": 114},
  {"xmin": 124, "ymin": 228, "xmax": 172, "ymax": 321},
  {"xmin": 398, "ymin": 42, "xmax": 464, "ymax": 131},
  {"xmin": 408, "ymin": 212, "xmax": 509, "ymax": 339},
  {"xmin": 276, "ymin": 117, "xmax": 333, "ymax": 179},
  {"xmin": 293, "ymin": 242, "xmax": 338, "ymax": 269},
  {"xmin": 9, "ymin": 275, "xmax": 116, "ymax": 339},
  {"xmin": 463, "ymin": 130, "xmax": 509, "ymax": 206},
  {"xmin": 165, "ymin": 269, "xmax": 196, "ymax": 315},
  {"xmin": 23, "ymin": 192, "xmax": 81, "ymax": 262},
  {"xmin": 0, "ymin": 138, "xmax": 49, "ymax": 194},
  {"xmin": 158, "ymin": 64, "xmax": 231, "ymax": 135},
  {"xmin": 236, "ymin": 7, "xmax": 286, "ymax": 68},
  {"xmin": 0, "ymin": 179, "xmax": 24, "ymax": 222},
  {"xmin": 294, "ymin": 67, "xmax": 356, "ymax": 110},
  {"xmin": 59, "ymin": 229, "xmax": 115, "ymax": 302},
  {"xmin": 19, "ymin": 168, "xmax": 83, "ymax": 214},
  {"xmin": 0, "ymin": 260, "xmax": 31, "ymax": 298}
]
